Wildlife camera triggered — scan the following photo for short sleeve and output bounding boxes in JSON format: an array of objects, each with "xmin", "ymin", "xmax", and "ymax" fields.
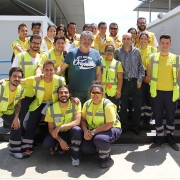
[
  {"xmin": 117, "ymin": 62, "xmax": 123, "ymax": 73},
  {"xmin": 81, "ymin": 103, "xmax": 87, "ymax": 118},
  {"xmin": 24, "ymin": 76, "xmax": 34, "ymax": 86},
  {"xmin": 64, "ymin": 51, "xmax": 72, "ymax": 65},
  {"xmin": 75, "ymin": 102, "xmax": 82, "ymax": 114},
  {"xmin": 44, "ymin": 111, "xmax": 54, "ymax": 122},
  {"xmin": 38, "ymin": 52, "xmax": 48, "ymax": 67},
  {"xmin": 105, "ymin": 104, "xmax": 116, "ymax": 123}
]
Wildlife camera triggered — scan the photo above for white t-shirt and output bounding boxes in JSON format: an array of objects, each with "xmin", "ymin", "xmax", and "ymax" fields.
[{"xmin": 12, "ymin": 54, "xmax": 39, "ymax": 69}]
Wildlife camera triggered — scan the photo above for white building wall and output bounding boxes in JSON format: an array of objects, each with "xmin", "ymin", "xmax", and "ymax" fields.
[
  {"xmin": 0, "ymin": 16, "xmax": 55, "ymax": 77},
  {"xmin": 0, "ymin": 16, "xmax": 54, "ymax": 61},
  {"xmin": 147, "ymin": 6, "xmax": 180, "ymax": 55}
]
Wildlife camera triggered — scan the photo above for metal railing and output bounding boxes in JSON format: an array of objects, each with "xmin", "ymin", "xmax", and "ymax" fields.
[{"xmin": 0, "ymin": 60, "xmax": 11, "ymax": 77}]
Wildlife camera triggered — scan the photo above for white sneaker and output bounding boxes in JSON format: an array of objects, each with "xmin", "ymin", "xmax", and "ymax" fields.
[
  {"xmin": 9, "ymin": 152, "xmax": 23, "ymax": 159},
  {"xmin": 71, "ymin": 157, "xmax": 80, "ymax": 166}
]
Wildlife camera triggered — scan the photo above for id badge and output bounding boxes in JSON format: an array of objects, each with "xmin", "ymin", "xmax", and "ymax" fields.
[{"xmin": 106, "ymin": 83, "xmax": 112, "ymax": 89}]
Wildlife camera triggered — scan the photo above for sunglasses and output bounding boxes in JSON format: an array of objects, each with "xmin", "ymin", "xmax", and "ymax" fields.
[
  {"xmin": 59, "ymin": 29, "xmax": 65, "ymax": 32},
  {"xmin": 110, "ymin": 27, "xmax": 118, "ymax": 30},
  {"xmin": 91, "ymin": 92, "xmax": 102, "ymax": 96},
  {"xmin": 105, "ymin": 49, "xmax": 114, "ymax": 52}
]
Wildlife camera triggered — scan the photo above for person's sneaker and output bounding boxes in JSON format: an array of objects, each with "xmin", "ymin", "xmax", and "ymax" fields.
[
  {"xmin": 168, "ymin": 142, "xmax": 180, "ymax": 151},
  {"xmin": 100, "ymin": 159, "xmax": 110, "ymax": 168},
  {"xmin": 23, "ymin": 150, "xmax": 33, "ymax": 156},
  {"xmin": 71, "ymin": 158, "xmax": 80, "ymax": 166},
  {"xmin": 149, "ymin": 141, "xmax": 163, "ymax": 149},
  {"xmin": 9, "ymin": 152, "xmax": 23, "ymax": 159}
]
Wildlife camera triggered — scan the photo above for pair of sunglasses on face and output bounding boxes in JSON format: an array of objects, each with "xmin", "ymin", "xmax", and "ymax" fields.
[
  {"xmin": 105, "ymin": 49, "xmax": 114, "ymax": 52},
  {"xmin": 91, "ymin": 92, "xmax": 102, "ymax": 96}
]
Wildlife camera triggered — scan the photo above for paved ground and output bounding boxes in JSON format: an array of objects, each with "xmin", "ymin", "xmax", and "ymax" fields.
[{"xmin": 0, "ymin": 142, "xmax": 180, "ymax": 180}]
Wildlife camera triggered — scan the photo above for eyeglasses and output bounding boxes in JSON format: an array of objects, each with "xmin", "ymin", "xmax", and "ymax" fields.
[
  {"xmin": 138, "ymin": 22, "xmax": 146, "ymax": 25},
  {"xmin": 31, "ymin": 42, "xmax": 41, "ymax": 46},
  {"xmin": 105, "ymin": 49, "xmax": 114, "ymax": 52},
  {"xmin": 91, "ymin": 92, "xmax": 102, "ymax": 96},
  {"xmin": 59, "ymin": 29, "xmax": 65, "ymax": 32},
  {"xmin": 110, "ymin": 27, "xmax": 118, "ymax": 30}
]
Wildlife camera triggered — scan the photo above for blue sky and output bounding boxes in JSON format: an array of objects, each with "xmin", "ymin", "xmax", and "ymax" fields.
[{"xmin": 84, "ymin": 0, "xmax": 158, "ymax": 36}]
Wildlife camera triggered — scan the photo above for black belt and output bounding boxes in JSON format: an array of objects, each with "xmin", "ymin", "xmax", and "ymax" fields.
[{"xmin": 124, "ymin": 78, "xmax": 137, "ymax": 81}]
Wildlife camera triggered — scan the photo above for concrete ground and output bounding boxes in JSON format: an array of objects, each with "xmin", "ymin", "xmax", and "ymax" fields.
[{"xmin": 0, "ymin": 142, "xmax": 180, "ymax": 180}]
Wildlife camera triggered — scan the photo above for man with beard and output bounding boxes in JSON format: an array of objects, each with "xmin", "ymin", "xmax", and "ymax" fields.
[
  {"xmin": 109, "ymin": 22, "xmax": 122, "ymax": 49},
  {"xmin": 135, "ymin": 17, "xmax": 158, "ymax": 48},
  {"xmin": 12, "ymin": 34, "xmax": 43, "ymax": 139},
  {"xmin": 43, "ymin": 85, "xmax": 82, "ymax": 166},
  {"xmin": 0, "ymin": 67, "xmax": 25, "ymax": 159},
  {"xmin": 57, "ymin": 31, "xmax": 101, "ymax": 105}
]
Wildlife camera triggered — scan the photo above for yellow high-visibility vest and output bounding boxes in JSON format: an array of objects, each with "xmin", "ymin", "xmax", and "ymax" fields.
[
  {"xmin": 84, "ymin": 98, "xmax": 120, "ymax": 129},
  {"xmin": 150, "ymin": 53, "xmax": 179, "ymax": 102},
  {"xmin": 29, "ymin": 75, "xmax": 65, "ymax": 111},
  {"xmin": 102, "ymin": 58, "xmax": 120, "ymax": 97},
  {"xmin": 48, "ymin": 100, "xmax": 76, "ymax": 131},
  {"xmin": 17, "ymin": 51, "xmax": 41, "ymax": 97},
  {"xmin": 0, "ymin": 81, "xmax": 24, "ymax": 116}
]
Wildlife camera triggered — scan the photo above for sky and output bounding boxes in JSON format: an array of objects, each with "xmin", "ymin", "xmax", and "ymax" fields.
[{"xmin": 84, "ymin": 0, "xmax": 159, "ymax": 36}]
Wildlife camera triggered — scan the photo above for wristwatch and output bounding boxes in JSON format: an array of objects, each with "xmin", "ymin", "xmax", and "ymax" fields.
[{"xmin": 91, "ymin": 129, "xmax": 95, "ymax": 136}]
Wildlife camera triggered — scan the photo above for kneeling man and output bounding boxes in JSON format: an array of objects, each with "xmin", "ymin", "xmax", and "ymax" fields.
[{"xmin": 43, "ymin": 85, "xmax": 82, "ymax": 166}]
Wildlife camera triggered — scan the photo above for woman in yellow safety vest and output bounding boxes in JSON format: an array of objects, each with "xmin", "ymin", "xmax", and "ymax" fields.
[
  {"xmin": 138, "ymin": 32, "xmax": 157, "ymax": 125},
  {"xmin": 101, "ymin": 44, "xmax": 123, "ymax": 112},
  {"xmin": 81, "ymin": 81, "xmax": 121, "ymax": 168}
]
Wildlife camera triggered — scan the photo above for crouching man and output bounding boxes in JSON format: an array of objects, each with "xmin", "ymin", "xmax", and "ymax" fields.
[
  {"xmin": 43, "ymin": 85, "xmax": 82, "ymax": 166},
  {"xmin": 0, "ymin": 67, "xmax": 24, "ymax": 158}
]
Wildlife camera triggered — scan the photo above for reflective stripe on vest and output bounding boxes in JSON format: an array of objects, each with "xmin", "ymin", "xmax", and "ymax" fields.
[
  {"xmin": 85, "ymin": 98, "xmax": 111, "ymax": 128},
  {"xmin": 102, "ymin": 59, "xmax": 119, "ymax": 96},
  {"xmin": 150, "ymin": 53, "xmax": 179, "ymax": 101},
  {"xmin": 48, "ymin": 50, "xmax": 56, "ymax": 64},
  {"xmin": 20, "ymin": 52, "xmax": 35, "ymax": 78},
  {"xmin": 49, "ymin": 100, "xmax": 76, "ymax": 128},
  {"xmin": 0, "ymin": 82, "xmax": 24, "ymax": 115},
  {"xmin": 48, "ymin": 49, "xmax": 64, "ymax": 69},
  {"xmin": 85, "ymin": 98, "xmax": 120, "ymax": 129},
  {"xmin": 29, "ymin": 75, "xmax": 65, "ymax": 111}
]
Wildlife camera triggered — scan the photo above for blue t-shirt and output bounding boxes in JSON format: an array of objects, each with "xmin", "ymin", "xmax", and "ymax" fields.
[{"xmin": 64, "ymin": 48, "xmax": 101, "ymax": 91}]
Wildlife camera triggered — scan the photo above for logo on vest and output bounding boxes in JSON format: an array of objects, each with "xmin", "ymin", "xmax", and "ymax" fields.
[
  {"xmin": 55, "ymin": 117, "xmax": 61, "ymax": 123},
  {"xmin": 73, "ymin": 56, "xmax": 96, "ymax": 70}
]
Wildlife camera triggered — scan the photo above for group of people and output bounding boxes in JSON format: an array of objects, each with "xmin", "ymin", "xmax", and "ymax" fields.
[{"xmin": 0, "ymin": 17, "xmax": 180, "ymax": 169}]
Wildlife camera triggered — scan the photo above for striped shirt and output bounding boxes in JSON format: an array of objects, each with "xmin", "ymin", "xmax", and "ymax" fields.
[{"xmin": 114, "ymin": 46, "xmax": 145, "ymax": 82}]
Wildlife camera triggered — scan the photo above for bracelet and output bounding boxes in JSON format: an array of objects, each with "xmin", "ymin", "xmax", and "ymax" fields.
[{"xmin": 117, "ymin": 91, "xmax": 121, "ymax": 93}]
